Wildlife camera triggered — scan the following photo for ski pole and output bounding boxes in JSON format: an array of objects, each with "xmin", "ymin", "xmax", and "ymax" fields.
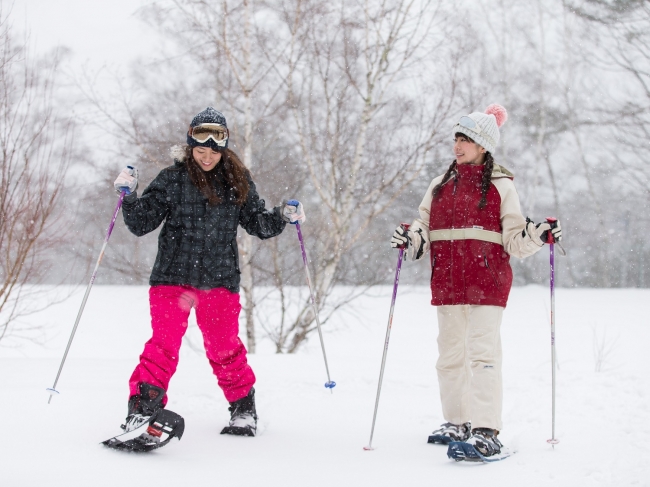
[
  {"xmin": 46, "ymin": 190, "xmax": 127, "ymax": 403},
  {"xmin": 545, "ymin": 217, "xmax": 559, "ymax": 447},
  {"xmin": 288, "ymin": 200, "xmax": 335, "ymax": 390},
  {"xmin": 364, "ymin": 223, "xmax": 409, "ymax": 451}
]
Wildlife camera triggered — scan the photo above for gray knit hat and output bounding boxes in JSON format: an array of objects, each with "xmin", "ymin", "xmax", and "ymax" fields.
[{"xmin": 452, "ymin": 104, "xmax": 508, "ymax": 154}]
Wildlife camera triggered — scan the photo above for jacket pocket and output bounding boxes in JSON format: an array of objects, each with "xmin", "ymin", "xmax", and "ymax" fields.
[
  {"xmin": 483, "ymin": 253, "xmax": 501, "ymax": 288},
  {"xmin": 231, "ymin": 239, "xmax": 241, "ymax": 274},
  {"xmin": 430, "ymin": 254, "xmax": 437, "ymax": 286}
]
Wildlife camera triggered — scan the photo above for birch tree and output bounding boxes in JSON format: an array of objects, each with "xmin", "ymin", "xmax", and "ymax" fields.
[
  {"xmin": 271, "ymin": 0, "xmax": 460, "ymax": 351},
  {"xmin": 132, "ymin": 0, "xmax": 300, "ymax": 353}
]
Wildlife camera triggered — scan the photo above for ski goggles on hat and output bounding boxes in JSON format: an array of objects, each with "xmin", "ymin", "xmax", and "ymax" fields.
[
  {"xmin": 188, "ymin": 123, "xmax": 229, "ymax": 146},
  {"xmin": 457, "ymin": 116, "xmax": 486, "ymax": 137}
]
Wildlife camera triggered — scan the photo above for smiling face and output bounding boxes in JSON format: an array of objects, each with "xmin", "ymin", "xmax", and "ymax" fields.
[
  {"xmin": 454, "ymin": 133, "xmax": 486, "ymax": 165},
  {"xmin": 192, "ymin": 146, "xmax": 222, "ymax": 171}
]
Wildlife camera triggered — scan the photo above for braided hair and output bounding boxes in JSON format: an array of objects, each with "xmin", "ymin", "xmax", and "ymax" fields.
[
  {"xmin": 431, "ymin": 160, "xmax": 458, "ymax": 200},
  {"xmin": 478, "ymin": 152, "xmax": 494, "ymax": 209}
]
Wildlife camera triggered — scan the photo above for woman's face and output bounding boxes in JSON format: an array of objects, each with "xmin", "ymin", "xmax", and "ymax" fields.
[
  {"xmin": 193, "ymin": 146, "xmax": 222, "ymax": 171},
  {"xmin": 454, "ymin": 135, "xmax": 486, "ymax": 165}
]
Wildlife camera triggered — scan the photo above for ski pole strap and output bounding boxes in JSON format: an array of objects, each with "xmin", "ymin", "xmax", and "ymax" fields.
[{"xmin": 429, "ymin": 228, "xmax": 503, "ymax": 246}]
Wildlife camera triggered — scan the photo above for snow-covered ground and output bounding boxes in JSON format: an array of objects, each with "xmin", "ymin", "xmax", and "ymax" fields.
[{"xmin": 1, "ymin": 285, "xmax": 648, "ymax": 486}]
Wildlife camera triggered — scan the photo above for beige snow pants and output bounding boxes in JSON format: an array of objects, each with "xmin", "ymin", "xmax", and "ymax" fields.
[{"xmin": 436, "ymin": 305, "xmax": 503, "ymax": 431}]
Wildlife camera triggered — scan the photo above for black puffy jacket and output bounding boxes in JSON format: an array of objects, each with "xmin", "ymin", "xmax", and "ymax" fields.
[{"xmin": 121, "ymin": 157, "xmax": 286, "ymax": 292}]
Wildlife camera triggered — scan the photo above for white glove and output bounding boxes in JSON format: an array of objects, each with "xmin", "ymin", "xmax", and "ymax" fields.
[
  {"xmin": 543, "ymin": 219, "xmax": 562, "ymax": 243},
  {"xmin": 282, "ymin": 200, "xmax": 306, "ymax": 224},
  {"xmin": 534, "ymin": 219, "xmax": 562, "ymax": 243},
  {"xmin": 114, "ymin": 166, "xmax": 138, "ymax": 195},
  {"xmin": 390, "ymin": 225, "xmax": 411, "ymax": 249}
]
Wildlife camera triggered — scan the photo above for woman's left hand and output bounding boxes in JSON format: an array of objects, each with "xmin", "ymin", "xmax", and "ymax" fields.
[
  {"xmin": 535, "ymin": 219, "xmax": 562, "ymax": 243},
  {"xmin": 282, "ymin": 200, "xmax": 306, "ymax": 224}
]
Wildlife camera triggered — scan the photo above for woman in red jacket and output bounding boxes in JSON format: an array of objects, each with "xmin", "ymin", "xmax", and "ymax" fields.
[{"xmin": 391, "ymin": 104, "xmax": 561, "ymax": 459}]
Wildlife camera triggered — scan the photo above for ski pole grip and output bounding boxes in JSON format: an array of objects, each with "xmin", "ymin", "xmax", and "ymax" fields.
[
  {"xmin": 398, "ymin": 223, "xmax": 410, "ymax": 250},
  {"xmin": 545, "ymin": 217, "xmax": 557, "ymax": 244},
  {"xmin": 286, "ymin": 199, "xmax": 300, "ymax": 225}
]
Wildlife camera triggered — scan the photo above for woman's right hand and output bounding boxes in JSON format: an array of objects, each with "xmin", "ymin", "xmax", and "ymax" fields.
[
  {"xmin": 282, "ymin": 200, "xmax": 306, "ymax": 224},
  {"xmin": 114, "ymin": 166, "xmax": 139, "ymax": 195},
  {"xmin": 390, "ymin": 225, "xmax": 411, "ymax": 249}
]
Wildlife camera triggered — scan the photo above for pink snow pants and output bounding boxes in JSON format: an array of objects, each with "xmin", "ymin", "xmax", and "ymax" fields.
[{"xmin": 129, "ymin": 285, "xmax": 255, "ymax": 404}]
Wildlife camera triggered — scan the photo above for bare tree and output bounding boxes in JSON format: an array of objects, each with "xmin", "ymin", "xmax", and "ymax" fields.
[
  {"xmin": 271, "ymin": 0, "xmax": 460, "ymax": 352},
  {"xmin": 0, "ymin": 7, "xmax": 76, "ymax": 342},
  {"xmin": 70, "ymin": 0, "xmax": 300, "ymax": 352}
]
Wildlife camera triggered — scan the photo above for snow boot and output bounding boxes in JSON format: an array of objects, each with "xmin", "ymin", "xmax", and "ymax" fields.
[
  {"xmin": 220, "ymin": 388, "xmax": 257, "ymax": 437},
  {"xmin": 464, "ymin": 428, "xmax": 503, "ymax": 457},
  {"xmin": 428, "ymin": 422, "xmax": 471, "ymax": 444},
  {"xmin": 121, "ymin": 383, "xmax": 166, "ymax": 433}
]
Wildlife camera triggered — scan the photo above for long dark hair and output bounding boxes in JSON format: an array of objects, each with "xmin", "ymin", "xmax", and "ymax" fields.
[
  {"xmin": 432, "ymin": 134, "xmax": 494, "ymax": 209},
  {"xmin": 184, "ymin": 145, "xmax": 251, "ymax": 206}
]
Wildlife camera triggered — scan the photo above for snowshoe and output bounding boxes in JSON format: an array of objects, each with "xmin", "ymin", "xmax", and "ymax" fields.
[
  {"xmin": 427, "ymin": 422, "xmax": 471, "ymax": 445},
  {"xmin": 103, "ymin": 408, "xmax": 185, "ymax": 452},
  {"xmin": 447, "ymin": 428, "xmax": 511, "ymax": 463},
  {"xmin": 122, "ymin": 383, "xmax": 166, "ymax": 433},
  {"xmin": 220, "ymin": 387, "xmax": 257, "ymax": 437}
]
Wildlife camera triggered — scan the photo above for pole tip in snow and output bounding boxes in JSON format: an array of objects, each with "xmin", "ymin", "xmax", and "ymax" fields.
[
  {"xmin": 324, "ymin": 381, "xmax": 336, "ymax": 389},
  {"xmin": 363, "ymin": 446, "xmax": 375, "ymax": 451}
]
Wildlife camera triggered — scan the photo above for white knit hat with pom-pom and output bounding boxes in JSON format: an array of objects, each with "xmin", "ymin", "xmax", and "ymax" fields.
[{"xmin": 452, "ymin": 104, "xmax": 507, "ymax": 154}]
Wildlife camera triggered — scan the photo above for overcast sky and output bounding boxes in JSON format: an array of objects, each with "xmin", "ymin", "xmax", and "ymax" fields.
[{"xmin": 10, "ymin": 0, "xmax": 158, "ymax": 71}]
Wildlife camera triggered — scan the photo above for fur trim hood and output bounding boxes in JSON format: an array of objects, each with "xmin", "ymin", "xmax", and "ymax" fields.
[{"xmin": 170, "ymin": 145, "xmax": 187, "ymax": 163}]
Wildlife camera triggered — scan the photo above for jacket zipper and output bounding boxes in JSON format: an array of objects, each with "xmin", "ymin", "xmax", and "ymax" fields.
[
  {"xmin": 430, "ymin": 254, "xmax": 437, "ymax": 286},
  {"xmin": 450, "ymin": 175, "xmax": 458, "ymax": 304}
]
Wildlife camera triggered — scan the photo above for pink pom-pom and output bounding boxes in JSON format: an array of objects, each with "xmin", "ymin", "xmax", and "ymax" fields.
[{"xmin": 485, "ymin": 104, "xmax": 508, "ymax": 128}]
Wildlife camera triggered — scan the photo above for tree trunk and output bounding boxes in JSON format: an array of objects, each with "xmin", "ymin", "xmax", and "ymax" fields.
[{"xmin": 240, "ymin": 0, "xmax": 256, "ymax": 352}]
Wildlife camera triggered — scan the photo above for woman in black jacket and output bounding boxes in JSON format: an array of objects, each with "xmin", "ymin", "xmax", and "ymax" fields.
[{"xmin": 113, "ymin": 107, "xmax": 305, "ymax": 439}]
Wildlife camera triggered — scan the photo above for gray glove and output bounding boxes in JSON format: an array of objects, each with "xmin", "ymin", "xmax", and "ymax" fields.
[{"xmin": 114, "ymin": 166, "xmax": 138, "ymax": 195}]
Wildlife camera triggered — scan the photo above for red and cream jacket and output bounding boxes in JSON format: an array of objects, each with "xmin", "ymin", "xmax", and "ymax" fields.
[{"xmin": 407, "ymin": 163, "xmax": 546, "ymax": 308}]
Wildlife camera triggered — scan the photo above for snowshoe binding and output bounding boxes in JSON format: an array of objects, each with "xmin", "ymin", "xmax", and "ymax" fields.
[
  {"xmin": 428, "ymin": 422, "xmax": 471, "ymax": 445},
  {"xmin": 220, "ymin": 388, "xmax": 257, "ymax": 437},
  {"xmin": 103, "ymin": 408, "xmax": 185, "ymax": 452},
  {"xmin": 447, "ymin": 428, "xmax": 511, "ymax": 463},
  {"xmin": 122, "ymin": 383, "xmax": 166, "ymax": 433},
  {"xmin": 102, "ymin": 383, "xmax": 185, "ymax": 452}
]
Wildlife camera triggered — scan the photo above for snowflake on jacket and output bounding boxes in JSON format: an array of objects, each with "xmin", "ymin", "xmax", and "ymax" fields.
[{"xmin": 121, "ymin": 153, "xmax": 286, "ymax": 293}]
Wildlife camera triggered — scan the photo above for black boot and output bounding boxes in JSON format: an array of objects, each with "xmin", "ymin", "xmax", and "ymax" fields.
[
  {"xmin": 220, "ymin": 388, "xmax": 258, "ymax": 437},
  {"xmin": 121, "ymin": 383, "xmax": 166, "ymax": 432}
]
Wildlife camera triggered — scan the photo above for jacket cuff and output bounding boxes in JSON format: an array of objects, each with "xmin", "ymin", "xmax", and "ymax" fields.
[
  {"xmin": 273, "ymin": 205, "xmax": 287, "ymax": 225},
  {"xmin": 527, "ymin": 221, "xmax": 545, "ymax": 247},
  {"xmin": 122, "ymin": 191, "xmax": 138, "ymax": 206}
]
